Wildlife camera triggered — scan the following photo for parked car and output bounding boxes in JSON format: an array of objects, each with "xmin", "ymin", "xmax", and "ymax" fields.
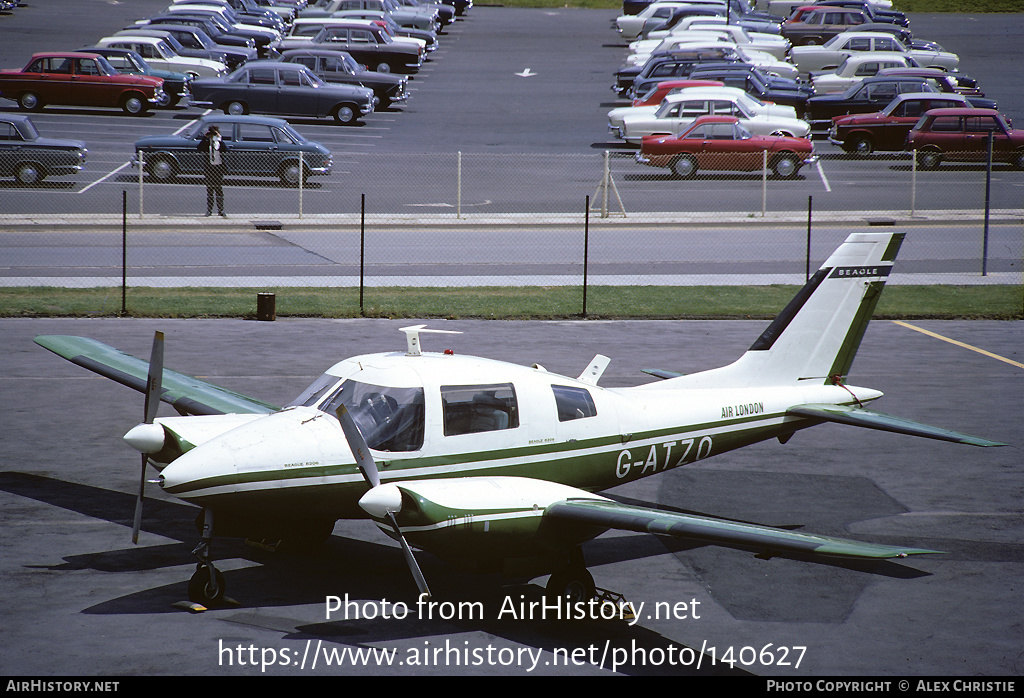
[
  {"xmin": 805, "ymin": 75, "xmax": 942, "ymax": 133},
  {"xmin": 188, "ymin": 60, "xmax": 376, "ymax": 123},
  {"xmin": 279, "ymin": 22, "xmax": 423, "ymax": 73},
  {"xmin": 809, "ymin": 51, "xmax": 915, "ymax": 94},
  {"xmin": 0, "ymin": 113, "xmax": 88, "ymax": 184},
  {"xmin": 133, "ymin": 24, "xmax": 258, "ymax": 70},
  {"xmin": 132, "ymin": 114, "xmax": 332, "ymax": 185},
  {"xmin": 278, "ymin": 49, "xmax": 409, "ymax": 108},
  {"xmin": 781, "ymin": 6, "xmax": 870, "ymax": 46},
  {"xmin": 615, "ymin": 86, "xmax": 810, "ymax": 143},
  {"xmin": 0, "ymin": 52, "xmax": 166, "ymax": 115},
  {"xmin": 134, "ymin": 13, "xmax": 272, "ymax": 57},
  {"xmin": 635, "ymin": 114, "xmax": 814, "ymax": 178},
  {"xmin": 905, "ymin": 108, "xmax": 1024, "ymax": 170},
  {"xmin": 608, "ymin": 79, "xmax": 723, "ymax": 133},
  {"xmin": 809, "ymin": 0, "xmax": 908, "ymax": 27},
  {"xmin": 95, "ymin": 36, "xmax": 228, "ymax": 78},
  {"xmin": 639, "ymin": 23, "xmax": 790, "ymax": 60},
  {"xmin": 688, "ymin": 62, "xmax": 814, "ymax": 110},
  {"xmin": 828, "ymin": 92, "xmax": 973, "ymax": 154},
  {"xmin": 302, "ymin": 0, "xmax": 443, "ymax": 30},
  {"xmin": 789, "ymin": 31, "xmax": 959, "ymax": 75},
  {"xmin": 875, "ymin": 67, "xmax": 987, "ymax": 99},
  {"xmin": 79, "ymin": 46, "xmax": 190, "ymax": 108},
  {"xmin": 615, "ymin": 47, "xmax": 748, "ymax": 97}
]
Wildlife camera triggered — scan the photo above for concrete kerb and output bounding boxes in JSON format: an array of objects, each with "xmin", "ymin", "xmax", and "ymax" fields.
[{"xmin": 0, "ymin": 209, "xmax": 1022, "ymax": 233}]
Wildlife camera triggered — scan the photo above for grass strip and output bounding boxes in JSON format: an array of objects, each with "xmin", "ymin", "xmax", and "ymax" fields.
[{"xmin": 1, "ymin": 285, "xmax": 1020, "ymax": 320}]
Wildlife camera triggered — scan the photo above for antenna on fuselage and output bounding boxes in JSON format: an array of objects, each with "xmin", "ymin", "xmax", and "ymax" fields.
[{"xmin": 400, "ymin": 324, "xmax": 462, "ymax": 356}]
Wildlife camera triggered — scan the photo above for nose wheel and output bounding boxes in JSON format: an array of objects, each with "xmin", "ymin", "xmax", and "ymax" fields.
[{"xmin": 187, "ymin": 508, "xmax": 227, "ymax": 606}]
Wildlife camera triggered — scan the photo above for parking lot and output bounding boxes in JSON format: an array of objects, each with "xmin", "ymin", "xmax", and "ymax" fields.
[{"xmin": 0, "ymin": 3, "xmax": 1022, "ymax": 216}]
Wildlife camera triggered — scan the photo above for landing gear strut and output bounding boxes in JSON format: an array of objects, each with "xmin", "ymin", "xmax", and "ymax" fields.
[{"xmin": 188, "ymin": 509, "xmax": 225, "ymax": 605}]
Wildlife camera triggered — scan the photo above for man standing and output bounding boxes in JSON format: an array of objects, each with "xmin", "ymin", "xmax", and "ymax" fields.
[{"xmin": 198, "ymin": 125, "xmax": 227, "ymax": 217}]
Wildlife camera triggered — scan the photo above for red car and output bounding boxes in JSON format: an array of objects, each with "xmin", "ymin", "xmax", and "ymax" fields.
[
  {"xmin": 906, "ymin": 107, "xmax": 1024, "ymax": 170},
  {"xmin": 630, "ymin": 79, "xmax": 723, "ymax": 108},
  {"xmin": 635, "ymin": 115, "xmax": 816, "ymax": 178},
  {"xmin": 0, "ymin": 52, "xmax": 165, "ymax": 115}
]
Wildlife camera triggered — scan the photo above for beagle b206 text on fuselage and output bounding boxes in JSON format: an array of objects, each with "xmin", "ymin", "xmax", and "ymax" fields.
[{"xmin": 35, "ymin": 232, "xmax": 1004, "ymax": 607}]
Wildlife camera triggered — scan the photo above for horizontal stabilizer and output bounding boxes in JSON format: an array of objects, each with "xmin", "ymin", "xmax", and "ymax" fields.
[
  {"xmin": 546, "ymin": 499, "xmax": 941, "ymax": 559},
  {"xmin": 34, "ymin": 335, "xmax": 279, "ymax": 416},
  {"xmin": 641, "ymin": 368, "xmax": 684, "ymax": 380},
  {"xmin": 788, "ymin": 404, "xmax": 1006, "ymax": 447}
]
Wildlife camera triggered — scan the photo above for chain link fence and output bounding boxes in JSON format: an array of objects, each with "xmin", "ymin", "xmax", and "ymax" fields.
[{"xmin": 2, "ymin": 148, "xmax": 1021, "ymax": 316}]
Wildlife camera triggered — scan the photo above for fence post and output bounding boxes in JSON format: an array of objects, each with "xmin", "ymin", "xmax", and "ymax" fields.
[
  {"xmin": 360, "ymin": 193, "xmax": 365, "ymax": 316},
  {"xmin": 761, "ymin": 149, "xmax": 767, "ymax": 217},
  {"xmin": 298, "ymin": 151, "xmax": 304, "ymax": 219},
  {"xmin": 122, "ymin": 190, "xmax": 127, "ymax": 316},
  {"xmin": 910, "ymin": 149, "xmax": 917, "ymax": 217},
  {"xmin": 457, "ymin": 151, "xmax": 462, "ymax": 219},
  {"xmin": 806, "ymin": 195, "xmax": 812, "ymax": 282},
  {"xmin": 137, "ymin": 150, "xmax": 144, "ymax": 219},
  {"xmin": 982, "ymin": 132, "xmax": 993, "ymax": 276},
  {"xmin": 583, "ymin": 195, "xmax": 590, "ymax": 318}
]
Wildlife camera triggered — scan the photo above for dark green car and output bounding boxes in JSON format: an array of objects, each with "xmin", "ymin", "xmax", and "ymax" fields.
[{"xmin": 0, "ymin": 114, "xmax": 87, "ymax": 185}]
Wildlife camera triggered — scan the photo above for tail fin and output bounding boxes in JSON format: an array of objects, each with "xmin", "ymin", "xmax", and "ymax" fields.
[{"xmin": 671, "ymin": 232, "xmax": 904, "ymax": 389}]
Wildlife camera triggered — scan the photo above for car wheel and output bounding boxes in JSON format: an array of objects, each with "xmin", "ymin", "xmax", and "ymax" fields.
[
  {"xmin": 18, "ymin": 92, "xmax": 43, "ymax": 112},
  {"xmin": 121, "ymin": 93, "xmax": 148, "ymax": 116},
  {"xmin": 225, "ymin": 101, "xmax": 248, "ymax": 115},
  {"xmin": 147, "ymin": 155, "xmax": 178, "ymax": 181},
  {"xmin": 375, "ymin": 62, "xmax": 392, "ymax": 74},
  {"xmin": 670, "ymin": 154, "xmax": 698, "ymax": 178},
  {"xmin": 772, "ymin": 153, "xmax": 801, "ymax": 179},
  {"xmin": 917, "ymin": 149, "xmax": 942, "ymax": 170},
  {"xmin": 333, "ymin": 104, "xmax": 357, "ymax": 125},
  {"xmin": 155, "ymin": 90, "xmax": 172, "ymax": 108},
  {"xmin": 849, "ymin": 135, "xmax": 873, "ymax": 156},
  {"xmin": 278, "ymin": 160, "xmax": 307, "ymax": 186},
  {"xmin": 1012, "ymin": 149, "xmax": 1024, "ymax": 170},
  {"xmin": 14, "ymin": 162, "xmax": 44, "ymax": 185}
]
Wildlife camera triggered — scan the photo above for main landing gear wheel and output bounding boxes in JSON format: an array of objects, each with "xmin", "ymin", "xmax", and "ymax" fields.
[
  {"xmin": 546, "ymin": 567, "xmax": 596, "ymax": 604},
  {"xmin": 188, "ymin": 564, "xmax": 225, "ymax": 605}
]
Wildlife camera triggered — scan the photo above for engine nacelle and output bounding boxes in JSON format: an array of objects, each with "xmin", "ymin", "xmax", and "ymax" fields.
[{"xmin": 365, "ymin": 476, "xmax": 610, "ymax": 560}]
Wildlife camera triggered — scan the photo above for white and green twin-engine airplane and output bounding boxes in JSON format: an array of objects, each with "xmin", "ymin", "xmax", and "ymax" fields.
[{"xmin": 36, "ymin": 232, "xmax": 1003, "ymax": 605}]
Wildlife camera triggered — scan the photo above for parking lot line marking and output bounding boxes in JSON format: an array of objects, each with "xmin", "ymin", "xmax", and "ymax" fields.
[
  {"xmin": 816, "ymin": 160, "xmax": 831, "ymax": 192},
  {"xmin": 892, "ymin": 320, "xmax": 1024, "ymax": 369}
]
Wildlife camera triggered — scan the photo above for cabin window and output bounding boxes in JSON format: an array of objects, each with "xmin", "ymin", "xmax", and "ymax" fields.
[
  {"xmin": 442, "ymin": 383, "xmax": 519, "ymax": 436},
  {"xmin": 321, "ymin": 380, "xmax": 425, "ymax": 452},
  {"xmin": 551, "ymin": 385, "xmax": 597, "ymax": 422},
  {"xmin": 288, "ymin": 373, "xmax": 340, "ymax": 408}
]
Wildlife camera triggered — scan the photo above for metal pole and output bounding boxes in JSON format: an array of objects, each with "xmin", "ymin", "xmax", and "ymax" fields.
[
  {"xmin": 911, "ymin": 149, "xmax": 916, "ymax": 216},
  {"xmin": 982, "ymin": 132, "xmax": 992, "ymax": 276},
  {"xmin": 122, "ymin": 190, "xmax": 127, "ymax": 316},
  {"xmin": 602, "ymin": 151, "xmax": 610, "ymax": 219},
  {"xmin": 806, "ymin": 195, "xmax": 812, "ymax": 282},
  {"xmin": 298, "ymin": 151, "xmax": 304, "ymax": 219},
  {"xmin": 360, "ymin": 193, "xmax": 365, "ymax": 315},
  {"xmin": 137, "ymin": 150, "xmax": 144, "ymax": 219},
  {"xmin": 761, "ymin": 149, "xmax": 767, "ymax": 216},
  {"xmin": 457, "ymin": 151, "xmax": 462, "ymax": 219},
  {"xmin": 583, "ymin": 196, "xmax": 590, "ymax": 318}
]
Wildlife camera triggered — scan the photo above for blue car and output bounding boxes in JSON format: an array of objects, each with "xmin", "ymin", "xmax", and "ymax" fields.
[{"xmin": 132, "ymin": 114, "xmax": 332, "ymax": 185}]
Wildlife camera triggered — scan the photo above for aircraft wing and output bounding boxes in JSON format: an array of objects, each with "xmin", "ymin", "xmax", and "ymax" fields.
[
  {"xmin": 34, "ymin": 335, "xmax": 279, "ymax": 416},
  {"xmin": 545, "ymin": 498, "xmax": 940, "ymax": 559},
  {"xmin": 787, "ymin": 404, "xmax": 1006, "ymax": 447}
]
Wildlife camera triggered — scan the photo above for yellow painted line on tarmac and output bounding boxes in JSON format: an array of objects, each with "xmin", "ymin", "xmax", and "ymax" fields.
[{"xmin": 892, "ymin": 320, "xmax": 1024, "ymax": 370}]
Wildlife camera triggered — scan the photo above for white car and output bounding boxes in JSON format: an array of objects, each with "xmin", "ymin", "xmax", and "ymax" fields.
[
  {"xmin": 95, "ymin": 36, "xmax": 227, "ymax": 77},
  {"xmin": 616, "ymin": 2, "xmax": 704, "ymax": 41},
  {"xmin": 789, "ymin": 31, "xmax": 959, "ymax": 76},
  {"xmin": 642, "ymin": 22, "xmax": 790, "ymax": 59},
  {"xmin": 615, "ymin": 86, "xmax": 810, "ymax": 143},
  {"xmin": 810, "ymin": 52, "xmax": 915, "ymax": 94},
  {"xmin": 624, "ymin": 39, "xmax": 798, "ymax": 81}
]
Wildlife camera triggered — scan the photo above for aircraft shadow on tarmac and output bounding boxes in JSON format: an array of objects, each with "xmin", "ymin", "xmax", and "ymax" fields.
[{"xmin": 3, "ymin": 468, "xmax": 940, "ymax": 634}]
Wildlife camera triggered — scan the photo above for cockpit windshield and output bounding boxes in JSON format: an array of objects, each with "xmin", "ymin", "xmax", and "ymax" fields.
[{"xmin": 320, "ymin": 380, "xmax": 425, "ymax": 452}]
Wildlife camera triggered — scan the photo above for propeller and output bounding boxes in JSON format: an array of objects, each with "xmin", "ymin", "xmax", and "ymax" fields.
[
  {"xmin": 335, "ymin": 404, "xmax": 432, "ymax": 599},
  {"xmin": 132, "ymin": 331, "xmax": 164, "ymax": 545}
]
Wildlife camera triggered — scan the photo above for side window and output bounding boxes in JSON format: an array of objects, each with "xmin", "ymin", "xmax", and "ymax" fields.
[
  {"xmin": 237, "ymin": 124, "xmax": 275, "ymax": 142},
  {"xmin": 848, "ymin": 38, "xmax": 871, "ymax": 52},
  {"xmin": 442, "ymin": 383, "xmax": 519, "ymax": 436},
  {"xmin": 552, "ymin": 385, "xmax": 597, "ymax": 422},
  {"xmin": 684, "ymin": 125, "xmax": 706, "ymax": 139},
  {"xmin": 965, "ymin": 116, "xmax": 1001, "ymax": 133},
  {"xmin": 249, "ymin": 68, "xmax": 277, "ymax": 85},
  {"xmin": 929, "ymin": 116, "xmax": 962, "ymax": 132},
  {"xmin": 854, "ymin": 62, "xmax": 879, "ymax": 77},
  {"xmin": 707, "ymin": 122, "xmax": 736, "ymax": 139},
  {"xmin": 0, "ymin": 123, "xmax": 17, "ymax": 141}
]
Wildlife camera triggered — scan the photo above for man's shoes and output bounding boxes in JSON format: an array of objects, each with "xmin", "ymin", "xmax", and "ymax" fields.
[
  {"xmin": 218, "ymin": 212, "xmax": 227, "ymax": 217},
  {"xmin": 204, "ymin": 212, "xmax": 212, "ymax": 217}
]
